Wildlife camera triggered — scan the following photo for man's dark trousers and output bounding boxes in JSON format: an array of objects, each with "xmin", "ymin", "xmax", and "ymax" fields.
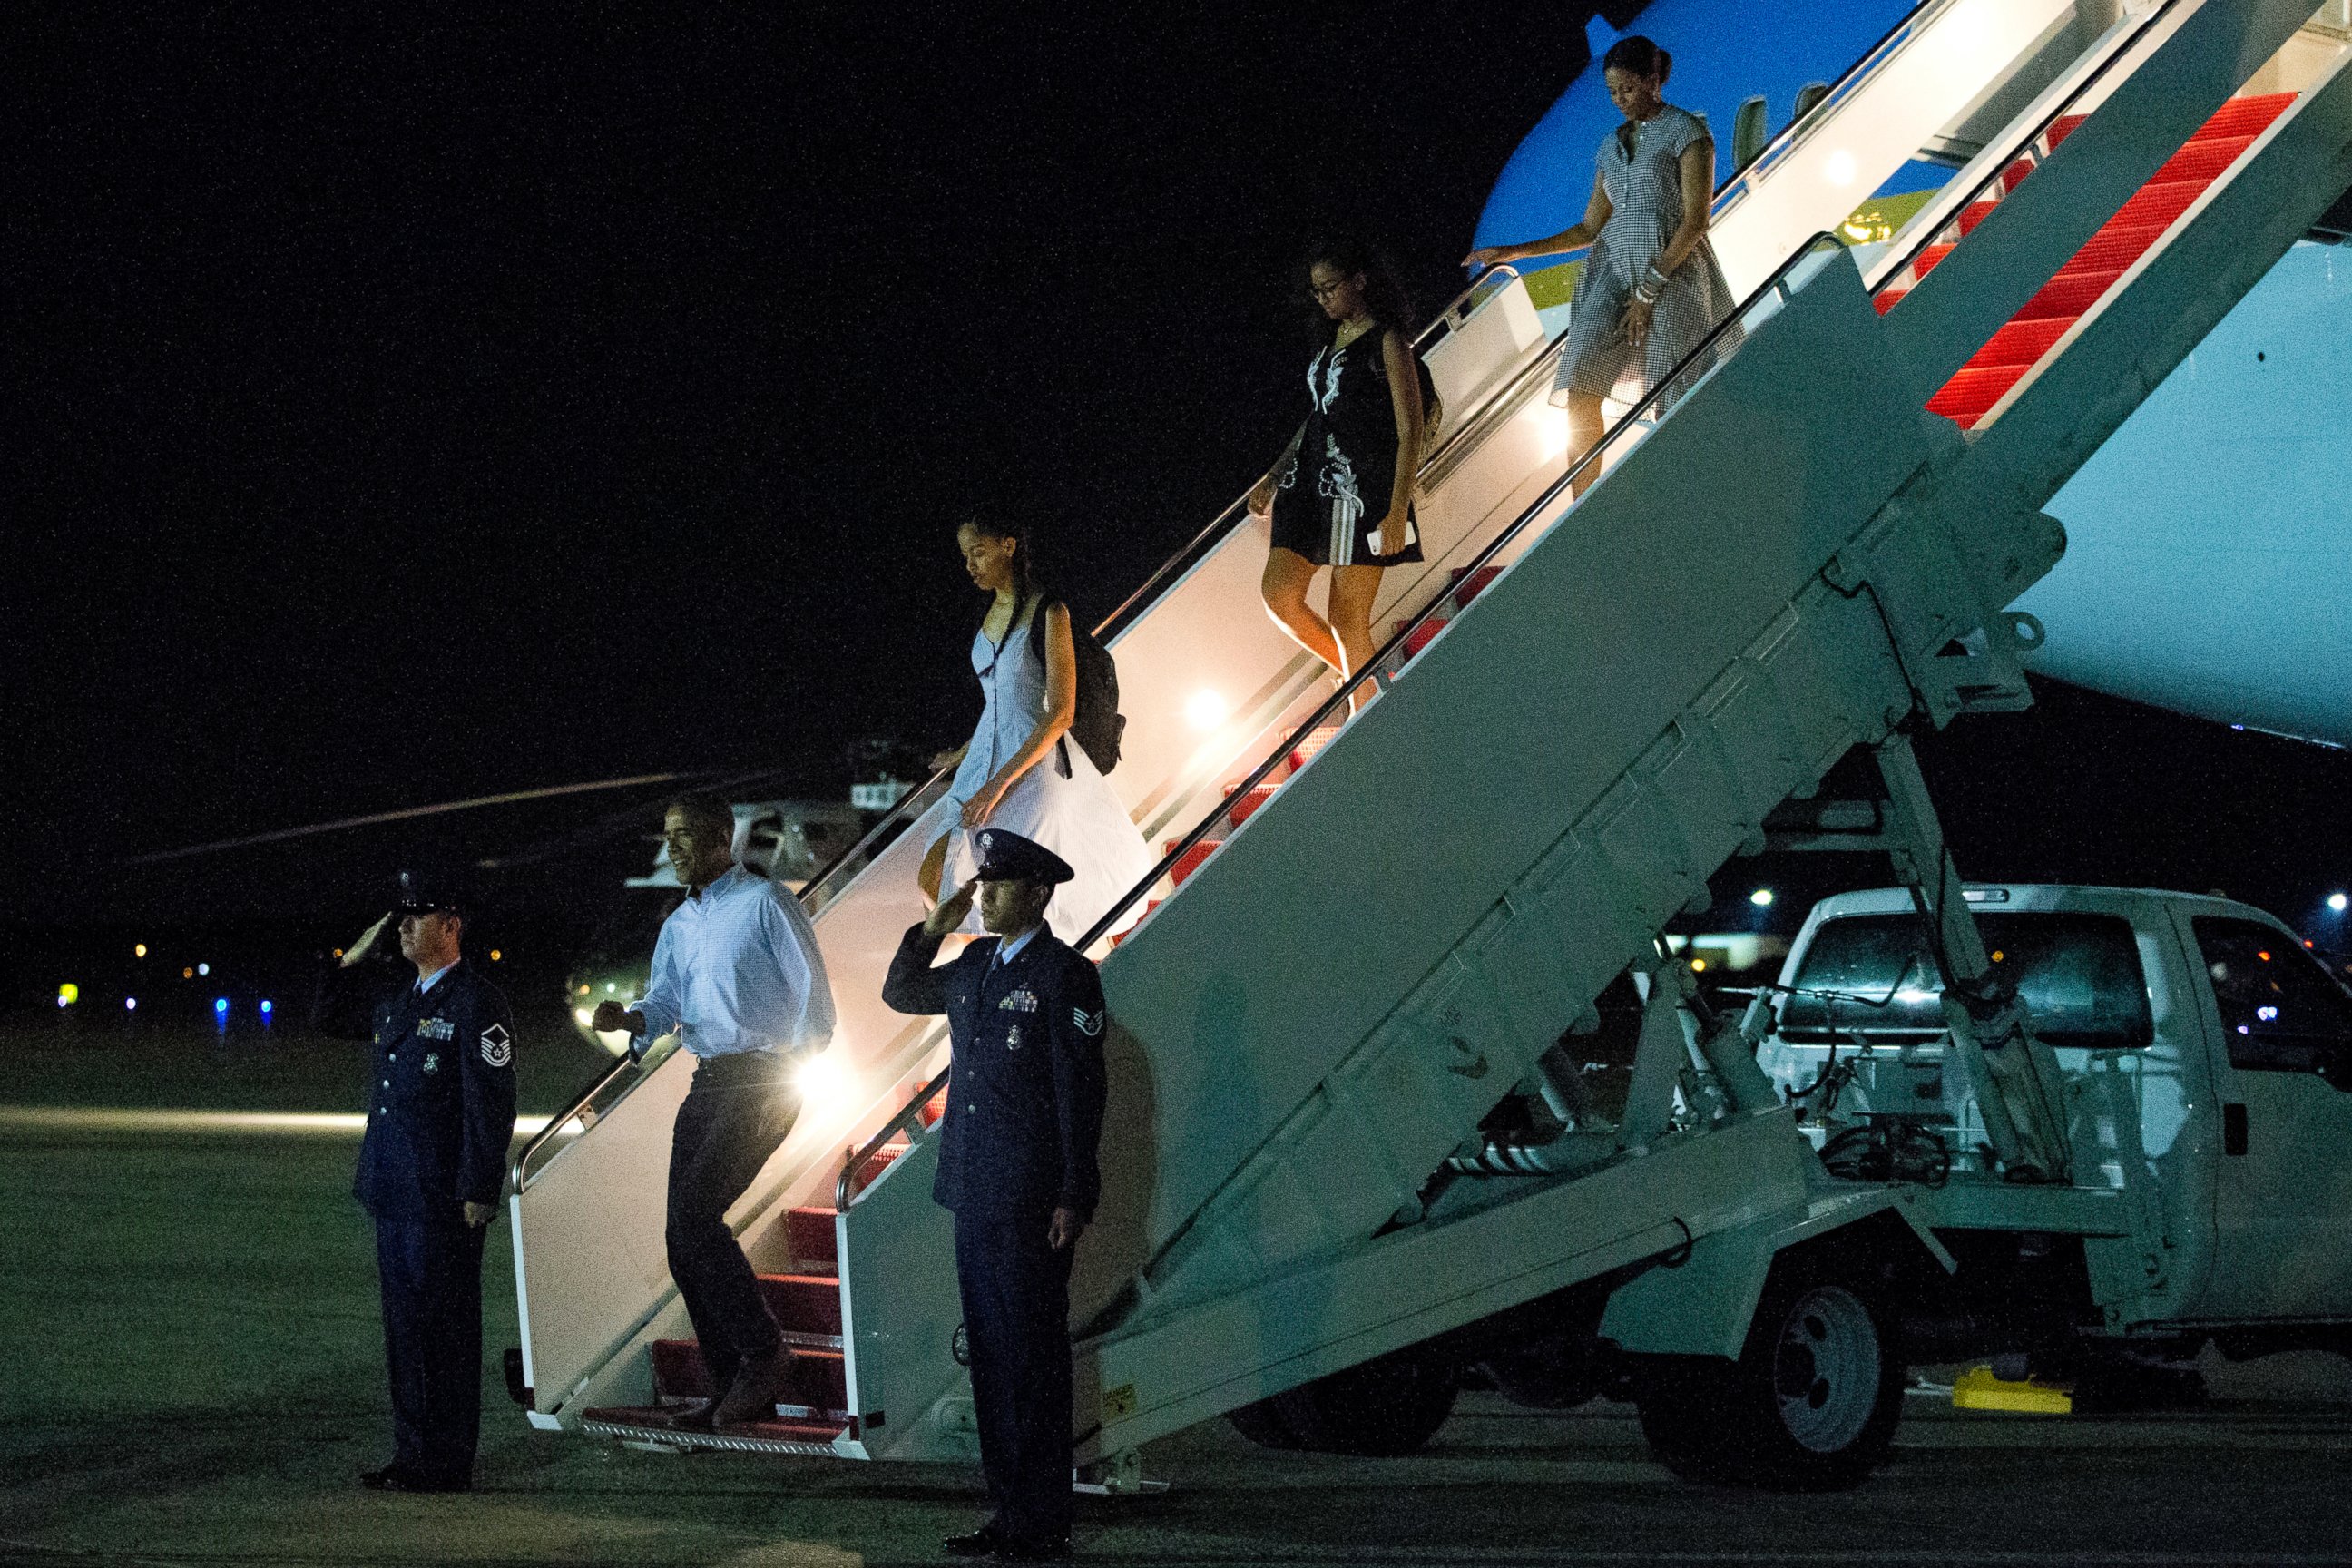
[
  {"xmin": 955, "ymin": 1206, "xmax": 1076, "ymax": 1544},
  {"xmin": 374, "ymin": 1216, "xmax": 488, "ymax": 1485},
  {"xmin": 666, "ymin": 1050, "xmax": 799, "ymax": 1390}
]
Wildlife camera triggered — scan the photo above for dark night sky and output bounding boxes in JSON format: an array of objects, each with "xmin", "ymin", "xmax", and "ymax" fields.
[{"xmin": 8, "ymin": 5, "xmax": 2349, "ymax": 935}]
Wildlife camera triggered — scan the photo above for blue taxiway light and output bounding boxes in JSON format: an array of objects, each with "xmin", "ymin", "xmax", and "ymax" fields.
[{"xmin": 213, "ymin": 998, "xmax": 230, "ymax": 1015}]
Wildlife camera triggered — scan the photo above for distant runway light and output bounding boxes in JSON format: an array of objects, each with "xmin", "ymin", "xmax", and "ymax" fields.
[
  {"xmin": 125, "ymin": 997, "xmax": 138, "ymax": 1012},
  {"xmin": 260, "ymin": 1000, "xmax": 274, "ymax": 1016},
  {"xmin": 1824, "ymin": 150, "xmax": 1857, "ymax": 186},
  {"xmin": 182, "ymin": 966, "xmax": 194, "ymax": 979},
  {"xmin": 1749, "ymin": 887, "xmax": 1775, "ymax": 907},
  {"xmin": 197, "ymin": 963, "xmax": 211, "ymax": 977},
  {"xmin": 134, "ymin": 943, "xmax": 148, "ymax": 958},
  {"xmin": 489, "ymin": 948, "xmax": 503, "ymax": 961},
  {"xmin": 213, "ymin": 997, "xmax": 230, "ymax": 1016},
  {"xmin": 2329, "ymin": 892, "xmax": 2347, "ymax": 913},
  {"xmin": 58, "ymin": 984, "xmax": 78, "ymax": 1008},
  {"xmin": 1184, "ymin": 690, "xmax": 1230, "ymax": 731}
]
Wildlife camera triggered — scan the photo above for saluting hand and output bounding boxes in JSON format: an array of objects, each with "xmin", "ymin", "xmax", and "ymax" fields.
[
  {"xmin": 1047, "ymin": 1206, "xmax": 1085, "ymax": 1250},
  {"xmin": 341, "ymin": 911, "xmax": 395, "ymax": 968},
  {"xmin": 925, "ymin": 877, "xmax": 977, "ymax": 938}
]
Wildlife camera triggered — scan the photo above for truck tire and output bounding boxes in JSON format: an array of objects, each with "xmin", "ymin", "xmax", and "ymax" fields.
[
  {"xmin": 1229, "ymin": 1347, "xmax": 1459, "ymax": 1456},
  {"xmin": 1635, "ymin": 1268, "xmax": 1905, "ymax": 1491},
  {"xmin": 1224, "ymin": 1396, "xmax": 1305, "ymax": 1450}
]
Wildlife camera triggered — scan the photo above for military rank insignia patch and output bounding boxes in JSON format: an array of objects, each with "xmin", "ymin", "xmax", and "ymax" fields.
[
  {"xmin": 1073, "ymin": 1007, "xmax": 1105, "ymax": 1037},
  {"xmin": 479, "ymin": 1023, "xmax": 513, "ymax": 1068}
]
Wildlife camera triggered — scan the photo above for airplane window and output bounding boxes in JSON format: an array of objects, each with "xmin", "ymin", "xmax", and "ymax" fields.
[
  {"xmin": 1782, "ymin": 913, "xmax": 2153, "ymax": 1050},
  {"xmin": 2190, "ymin": 917, "xmax": 2352, "ymax": 1073}
]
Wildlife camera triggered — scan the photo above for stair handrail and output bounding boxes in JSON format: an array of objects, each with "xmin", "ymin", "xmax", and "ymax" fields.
[
  {"xmin": 837, "ymin": 1062, "xmax": 955, "ymax": 1210},
  {"xmin": 514, "ymin": 270, "xmax": 1533, "ymax": 1197},
  {"xmin": 1867, "ymin": 0, "xmax": 2185, "ymax": 300},
  {"xmin": 834, "ymin": 231, "xmax": 1847, "ymax": 1215},
  {"xmin": 1070, "ymin": 231, "xmax": 1850, "ymax": 961}
]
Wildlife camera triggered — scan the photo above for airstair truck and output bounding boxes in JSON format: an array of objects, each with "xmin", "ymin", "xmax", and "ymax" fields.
[{"xmin": 506, "ymin": 0, "xmax": 2352, "ymax": 1496}]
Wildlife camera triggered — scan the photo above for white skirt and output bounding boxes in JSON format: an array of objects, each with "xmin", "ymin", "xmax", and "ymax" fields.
[{"xmin": 943, "ymin": 740, "xmax": 1158, "ymax": 944}]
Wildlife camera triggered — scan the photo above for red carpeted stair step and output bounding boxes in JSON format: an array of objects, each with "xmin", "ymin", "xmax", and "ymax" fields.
[
  {"xmin": 2054, "ymin": 220, "xmax": 2171, "ymax": 277},
  {"xmin": 1401, "ymin": 617, "xmax": 1448, "ymax": 658},
  {"xmin": 1226, "ymin": 785, "xmax": 1277, "ymax": 828},
  {"xmin": 2109, "ymin": 177, "xmax": 2206, "ymax": 232},
  {"xmin": 2011, "ymin": 266, "xmax": 2124, "ymax": 322},
  {"xmin": 1108, "ymin": 899, "xmax": 1161, "ymax": 948},
  {"xmin": 1955, "ymin": 199, "xmax": 1998, "ymax": 237},
  {"xmin": 758, "ymin": 1273, "xmax": 844, "ymax": 1336},
  {"xmin": 2197, "ymin": 93, "xmax": 2294, "ymax": 139},
  {"xmin": 646, "ymin": 1338, "xmax": 858, "ymax": 1414},
  {"xmin": 1287, "ymin": 725, "xmax": 1341, "ymax": 772},
  {"xmin": 2152, "ymin": 134, "xmax": 2255, "ymax": 186},
  {"xmin": 1448, "ymin": 564, "xmax": 1502, "ymax": 606},
  {"xmin": 1964, "ymin": 315, "xmax": 2073, "ymax": 369},
  {"xmin": 2043, "ymin": 112, "xmax": 2089, "ymax": 148},
  {"xmin": 1169, "ymin": 841, "xmax": 1217, "ymax": 886},
  {"xmin": 1926, "ymin": 365, "xmax": 2024, "ymax": 425},
  {"xmin": 787, "ymin": 1205, "xmax": 838, "ymax": 1270}
]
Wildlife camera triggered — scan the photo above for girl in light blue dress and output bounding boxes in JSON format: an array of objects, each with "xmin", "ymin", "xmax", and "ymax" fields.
[{"xmin": 919, "ymin": 515, "xmax": 1155, "ymax": 942}]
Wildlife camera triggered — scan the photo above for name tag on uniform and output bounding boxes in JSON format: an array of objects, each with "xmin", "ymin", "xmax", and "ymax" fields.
[
  {"xmin": 416, "ymin": 1017, "xmax": 456, "ymax": 1041},
  {"xmin": 998, "ymin": 988, "xmax": 1039, "ymax": 1013}
]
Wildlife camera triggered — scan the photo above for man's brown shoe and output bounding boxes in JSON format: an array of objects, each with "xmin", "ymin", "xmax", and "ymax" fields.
[
  {"xmin": 712, "ymin": 1347, "xmax": 793, "ymax": 1427},
  {"xmin": 662, "ymin": 1397, "xmax": 719, "ymax": 1432}
]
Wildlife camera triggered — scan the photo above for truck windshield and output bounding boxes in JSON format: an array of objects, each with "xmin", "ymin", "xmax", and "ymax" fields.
[{"xmin": 1780, "ymin": 913, "xmax": 2153, "ymax": 1050}]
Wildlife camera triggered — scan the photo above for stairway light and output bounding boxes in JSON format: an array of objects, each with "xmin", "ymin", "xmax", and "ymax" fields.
[
  {"xmin": 2328, "ymin": 892, "xmax": 2347, "ymax": 914},
  {"xmin": 795, "ymin": 1048, "xmax": 856, "ymax": 1118},
  {"xmin": 1185, "ymin": 689, "xmax": 1230, "ymax": 730},
  {"xmin": 1825, "ymin": 150, "xmax": 1857, "ymax": 187}
]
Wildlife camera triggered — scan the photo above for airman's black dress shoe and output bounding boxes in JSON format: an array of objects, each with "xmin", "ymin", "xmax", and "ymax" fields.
[
  {"xmin": 942, "ymin": 1523, "xmax": 1007, "ymax": 1557},
  {"xmin": 358, "ymin": 1464, "xmax": 469, "ymax": 1493}
]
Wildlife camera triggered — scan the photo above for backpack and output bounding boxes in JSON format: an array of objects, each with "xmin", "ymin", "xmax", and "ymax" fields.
[{"xmin": 1022, "ymin": 595, "xmax": 1125, "ymax": 775}]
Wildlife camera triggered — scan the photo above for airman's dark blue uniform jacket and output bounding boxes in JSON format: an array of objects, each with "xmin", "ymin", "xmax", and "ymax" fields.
[
  {"xmin": 318, "ymin": 959, "xmax": 519, "ymax": 1221},
  {"xmin": 881, "ymin": 923, "xmax": 1107, "ymax": 1221}
]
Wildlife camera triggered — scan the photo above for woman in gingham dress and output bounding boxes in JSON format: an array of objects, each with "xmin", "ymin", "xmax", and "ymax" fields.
[{"xmin": 1466, "ymin": 36, "xmax": 1737, "ymax": 495}]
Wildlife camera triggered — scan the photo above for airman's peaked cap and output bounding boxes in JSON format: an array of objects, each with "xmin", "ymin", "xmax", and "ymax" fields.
[{"xmin": 972, "ymin": 829, "xmax": 1073, "ymax": 887}]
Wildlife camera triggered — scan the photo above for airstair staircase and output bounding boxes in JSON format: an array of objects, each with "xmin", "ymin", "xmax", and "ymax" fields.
[{"xmin": 510, "ymin": 0, "xmax": 2352, "ymax": 1475}]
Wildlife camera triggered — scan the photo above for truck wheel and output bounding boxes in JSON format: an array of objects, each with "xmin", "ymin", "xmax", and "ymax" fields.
[
  {"xmin": 1636, "ymin": 1269, "xmax": 1904, "ymax": 1490},
  {"xmin": 1235, "ymin": 1347, "xmax": 1459, "ymax": 1456},
  {"xmin": 1224, "ymin": 1396, "xmax": 1304, "ymax": 1450}
]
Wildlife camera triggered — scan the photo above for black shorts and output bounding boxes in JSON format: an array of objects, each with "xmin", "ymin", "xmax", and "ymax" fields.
[{"xmin": 1269, "ymin": 485, "xmax": 1423, "ymax": 569}]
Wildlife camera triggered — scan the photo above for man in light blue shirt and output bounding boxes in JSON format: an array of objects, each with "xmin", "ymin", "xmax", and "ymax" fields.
[{"xmin": 593, "ymin": 790, "xmax": 836, "ymax": 1429}]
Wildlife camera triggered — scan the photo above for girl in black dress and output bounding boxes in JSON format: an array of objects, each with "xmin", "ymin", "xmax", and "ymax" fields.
[{"xmin": 1248, "ymin": 241, "xmax": 1428, "ymax": 710}]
